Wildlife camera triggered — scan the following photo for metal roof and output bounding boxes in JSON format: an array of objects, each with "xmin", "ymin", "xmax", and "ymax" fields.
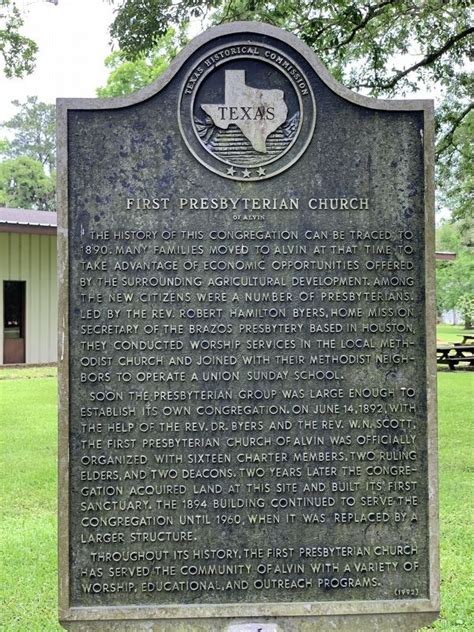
[
  {"xmin": 0, "ymin": 207, "xmax": 57, "ymax": 227},
  {"xmin": 0, "ymin": 207, "xmax": 57, "ymax": 234}
]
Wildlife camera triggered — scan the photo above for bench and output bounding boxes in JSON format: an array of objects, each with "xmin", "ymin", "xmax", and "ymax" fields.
[{"xmin": 437, "ymin": 344, "xmax": 474, "ymax": 370}]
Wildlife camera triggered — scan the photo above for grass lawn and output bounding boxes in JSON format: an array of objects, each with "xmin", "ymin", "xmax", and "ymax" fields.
[
  {"xmin": 0, "ymin": 365, "xmax": 473, "ymax": 630},
  {"xmin": 436, "ymin": 323, "xmax": 473, "ymax": 344},
  {"xmin": 0, "ymin": 368, "xmax": 61, "ymax": 631},
  {"xmin": 0, "ymin": 364, "xmax": 57, "ymax": 381}
]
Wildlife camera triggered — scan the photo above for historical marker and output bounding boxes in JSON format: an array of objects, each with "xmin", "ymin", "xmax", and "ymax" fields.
[{"xmin": 58, "ymin": 22, "xmax": 439, "ymax": 631}]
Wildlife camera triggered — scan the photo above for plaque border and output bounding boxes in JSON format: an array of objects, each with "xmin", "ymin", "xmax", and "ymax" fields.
[{"xmin": 57, "ymin": 20, "xmax": 438, "ymax": 628}]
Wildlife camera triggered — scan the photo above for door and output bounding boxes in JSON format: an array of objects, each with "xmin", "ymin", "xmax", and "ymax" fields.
[{"xmin": 3, "ymin": 281, "xmax": 26, "ymax": 364}]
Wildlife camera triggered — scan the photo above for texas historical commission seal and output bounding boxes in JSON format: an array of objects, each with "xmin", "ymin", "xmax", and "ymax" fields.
[{"xmin": 178, "ymin": 42, "xmax": 316, "ymax": 181}]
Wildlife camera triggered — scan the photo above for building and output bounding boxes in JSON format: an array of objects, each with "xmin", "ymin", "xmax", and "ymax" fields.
[{"xmin": 0, "ymin": 208, "xmax": 57, "ymax": 364}]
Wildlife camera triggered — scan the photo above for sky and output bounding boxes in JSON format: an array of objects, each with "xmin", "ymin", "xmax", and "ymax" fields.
[{"xmin": 0, "ymin": 0, "xmax": 115, "ymax": 122}]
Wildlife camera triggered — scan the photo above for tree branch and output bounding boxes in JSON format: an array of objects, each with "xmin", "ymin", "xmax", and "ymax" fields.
[
  {"xmin": 328, "ymin": 0, "xmax": 399, "ymax": 53},
  {"xmin": 358, "ymin": 26, "xmax": 474, "ymax": 90},
  {"xmin": 436, "ymin": 102, "xmax": 473, "ymax": 157}
]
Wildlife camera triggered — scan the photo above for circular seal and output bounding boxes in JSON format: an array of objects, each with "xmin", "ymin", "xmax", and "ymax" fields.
[{"xmin": 178, "ymin": 42, "xmax": 316, "ymax": 181}]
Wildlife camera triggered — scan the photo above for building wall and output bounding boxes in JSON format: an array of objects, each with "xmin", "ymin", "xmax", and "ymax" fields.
[{"xmin": 0, "ymin": 232, "xmax": 57, "ymax": 364}]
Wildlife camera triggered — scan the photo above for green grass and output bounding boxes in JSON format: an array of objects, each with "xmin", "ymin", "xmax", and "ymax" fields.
[
  {"xmin": 0, "ymin": 364, "xmax": 57, "ymax": 380},
  {"xmin": 0, "ymin": 367, "xmax": 473, "ymax": 630},
  {"xmin": 436, "ymin": 323, "xmax": 473, "ymax": 344},
  {"xmin": 0, "ymin": 372, "xmax": 61, "ymax": 631},
  {"xmin": 429, "ymin": 372, "xmax": 474, "ymax": 631}
]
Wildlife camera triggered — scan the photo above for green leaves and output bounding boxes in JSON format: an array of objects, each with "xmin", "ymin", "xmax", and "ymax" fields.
[
  {"xmin": 0, "ymin": 97, "xmax": 56, "ymax": 211},
  {"xmin": 97, "ymin": 29, "xmax": 181, "ymax": 98},
  {"xmin": 456, "ymin": 295, "xmax": 474, "ymax": 329},
  {"xmin": 0, "ymin": 156, "xmax": 55, "ymax": 211},
  {"xmin": 0, "ymin": 1, "xmax": 38, "ymax": 78},
  {"xmin": 108, "ymin": 0, "xmax": 206, "ymax": 60},
  {"xmin": 437, "ymin": 106, "xmax": 473, "ymax": 232},
  {"xmin": 436, "ymin": 222, "xmax": 474, "ymax": 326},
  {"xmin": 2, "ymin": 96, "xmax": 56, "ymax": 172}
]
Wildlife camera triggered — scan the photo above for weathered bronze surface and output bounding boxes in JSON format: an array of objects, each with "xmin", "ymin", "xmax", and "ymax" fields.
[{"xmin": 58, "ymin": 21, "xmax": 438, "ymax": 631}]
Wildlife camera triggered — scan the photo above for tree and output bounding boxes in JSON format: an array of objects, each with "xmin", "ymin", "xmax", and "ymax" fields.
[
  {"xmin": 436, "ymin": 221, "xmax": 473, "ymax": 328},
  {"xmin": 97, "ymin": 29, "xmax": 182, "ymax": 98},
  {"xmin": 0, "ymin": 1, "xmax": 38, "ymax": 77},
  {"xmin": 438, "ymin": 108, "xmax": 474, "ymax": 236},
  {"xmin": 0, "ymin": 137, "xmax": 10, "ymax": 158},
  {"xmin": 436, "ymin": 220, "xmax": 472, "ymax": 252},
  {"xmin": 456, "ymin": 295, "xmax": 474, "ymax": 330},
  {"xmin": 2, "ymin": 96, "xmax": 56, "ymax": 173},
  {"xmin": 0, "ymin": 156, "xmax": 55, "ymax": 211},
  {"xmin": 436, "ymin": 251, "xmax": 474, "ymax": 328}
]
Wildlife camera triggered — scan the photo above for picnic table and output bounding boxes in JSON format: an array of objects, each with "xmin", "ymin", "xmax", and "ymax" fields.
[
  {"xmin": 437, "ymin": 344, "xmax": 474, "ymax": 370},
  {"xmin": 457, "ymin": 333, "xmax": 474, "ymax": 346}
]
